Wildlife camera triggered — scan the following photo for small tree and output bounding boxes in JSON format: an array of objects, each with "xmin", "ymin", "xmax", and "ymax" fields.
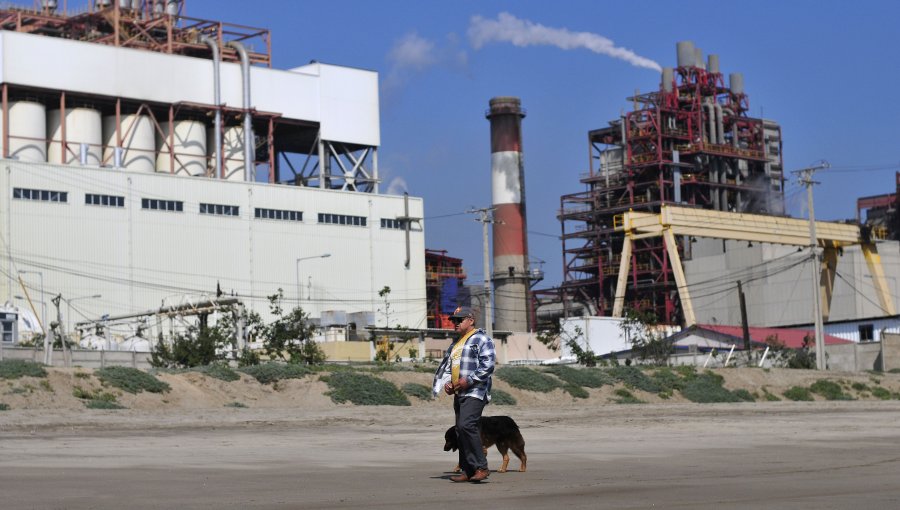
[
  {"xmin": 536, "ymin": 322, "xmax": 596, "ymax": 366},
  {"xmin": 150, "ymin": 323, "xmax": 228, "ymax": 368},
  {"xmin": 621, "ymin": 309, "xmax": 672, "ymax": 366},
  {"xmin": 261, "ymin": 289, "xmax": 325, "ymax": 364}
]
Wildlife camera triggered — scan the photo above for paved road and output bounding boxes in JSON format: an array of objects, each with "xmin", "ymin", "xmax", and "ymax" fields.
[{"xmin": 2, "ymin": 403, "xmax": 900, "ymax": 509}]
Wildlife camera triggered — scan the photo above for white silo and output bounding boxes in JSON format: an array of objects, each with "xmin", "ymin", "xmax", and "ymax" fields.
[
  {"xmin": 1, "ymin": 100, "xmax": 47, "ymax": 162},
  {"xmin": 102, "ymin": 114, "xmax": 156, "ymax": 172},
  {"xmin": 47, "ymin": 107, "xmax": 103, "ymax": 166},
  {"xmin": 156, "ymin": 119, "xmax": 207, "ymax": 176},
  {"xmin": 219, "ymin": 125, "xmax": 246, "ymax": 181}
]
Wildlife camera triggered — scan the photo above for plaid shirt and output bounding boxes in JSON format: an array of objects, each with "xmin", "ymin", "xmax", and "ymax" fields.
[{"xmin": 432, "ymin": 328, "xmax": 496, "ymax": 401}]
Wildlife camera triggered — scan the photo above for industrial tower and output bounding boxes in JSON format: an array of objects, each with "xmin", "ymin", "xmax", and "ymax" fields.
[{"xmin": 558, "ymin": 41, "xmax": 784, "ymax": 325}]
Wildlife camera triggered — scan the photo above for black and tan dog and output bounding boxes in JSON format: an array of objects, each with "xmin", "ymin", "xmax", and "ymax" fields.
[{"xmin": 444, "ymin": 415, "xmax": 527, "ymax": 473}]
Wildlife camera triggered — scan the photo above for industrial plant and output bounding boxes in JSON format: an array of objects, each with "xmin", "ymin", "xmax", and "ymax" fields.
[
  {"xmin": 0, "ymin": 2, "xmax": 896, "ymax": 369},
  {"xmin": 0, "ymin": 0, "xmax": 425, "ymax": 353}
]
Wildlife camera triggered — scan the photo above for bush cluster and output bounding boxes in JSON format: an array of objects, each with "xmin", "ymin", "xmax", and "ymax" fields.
[
  {"xmin": 322, "ymin": 372, "xmax": 410, "ymax": 406},
  {"xmin": 401, "ymin": 382, "xmax": 432, "ymax": 401},
  {"xmin": 73, "ymin": 386, "xmax": 124, "ymax": 409},
  {"xmin": 0, "ymin": 359, "xmax": 48, "ymax": 379},
  {"xmin": 495, "ymin": 367, "xmax": 560, "ymax": 393},
  {"xmin": 0, "ymin": 403, "xmax": 9, "ymax": 411},
  {"xmin": 613, "ymin": 388, "xmax": 644, "ymax": 404},
  {"xmin": 810, "ymin": 379, "xmax": 853, "ymax": 401},
  {"xmin": 680, "ymin": 371, "xmax": 741, "ymax": 403},
  {"xmin": 196, "ymin": 364, "xmax": 241, "ymax": 382},
  {"xmin": 783, "ymin": 386, "xmax": 813, "ymax": 401},
  {"xmin": 607, "ymin": 366, "xmax": 660, "ymax": 393},
  {"xmin": 490, "ymin": 389, "xmax": 516, "ymax": 406},
  {"xmin": 239, "ymin": 362, "xmax": 315, "ymax": 384},
  {"xmin": 543, "ymin": 365, "xmax": 613, "ymax": 388},
  {"xmin": 96, "ymin": 366, "xmax": 170, "ymax": 394}
]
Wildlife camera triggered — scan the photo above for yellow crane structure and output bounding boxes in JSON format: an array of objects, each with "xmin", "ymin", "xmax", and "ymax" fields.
[{"xmin": 612, "ymin": 205, "xmax": 894, "ymax": 326}]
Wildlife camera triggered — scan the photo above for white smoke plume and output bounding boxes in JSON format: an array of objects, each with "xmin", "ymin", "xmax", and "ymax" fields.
[
  {"xmin": 386, "ymin": 176, "xmax": 409, "ymax": 196},
  {"xmin": 468, "ymin": 12, "xmax": 661, "ymax": 72}
]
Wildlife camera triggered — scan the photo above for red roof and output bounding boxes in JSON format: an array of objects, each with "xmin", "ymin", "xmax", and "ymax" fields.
[{"xmin": 696, "ymin": 324, "xmax": 852, "ymax": 349}]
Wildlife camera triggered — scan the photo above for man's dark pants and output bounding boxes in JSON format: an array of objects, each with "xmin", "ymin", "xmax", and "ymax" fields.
[{"xmin": 453, "ymin": 394, "xmax": 488, "ymax": 477}]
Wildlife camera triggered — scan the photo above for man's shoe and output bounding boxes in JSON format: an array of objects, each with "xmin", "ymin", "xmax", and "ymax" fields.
[
  {"xmin": 469, "ymin": 468, "xmax": 490, "ymax": 482},
  {"xmin": 449, "ymin": 473, "xmax": 469, "ymax": 482}
]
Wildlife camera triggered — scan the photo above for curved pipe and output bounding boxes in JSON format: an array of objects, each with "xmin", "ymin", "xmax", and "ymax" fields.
[
  {"xmin": 226, "ymin": 40, "xmax": 254, "ymax": 182},
  {"xmin": 714, "ymin": 104, "xmax": 724, "ymax": 144},
  {"xmin": 199, "ymin": 34, "xmax": 222, "ymax": 178}
]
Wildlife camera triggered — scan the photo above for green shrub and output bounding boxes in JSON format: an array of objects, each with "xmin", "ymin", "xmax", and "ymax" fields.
[
  {"xmin": 607, "ymin": 366, "xmax": 660, "ymax": 393},
  {"xmin": 495, "ymin": 367, "xmax": 560, "ymax": 393},
  {"xmin": 733, "ymin": 389, "xmax": 755, "ymax": 402},
  {"xmin": 490, "ymin": 389, "xmax": 516, "ymax": 405},
  {"xmin": 871, "ymin": 387, "xmax": 892, "ymax": 400},
  {"xmin": 224, "ymin": 401, "xmax": 247, "ymax": 408},
  {"xmin": 851, "ymin": 382, "xmax": 869, "ymax": 392},
  {"xmin": 563, "ymin": 383, "xmax": 589, "ymax": 399},
  {"xmin": 401, "ymin": 382, "xmax": 433, "ymax": 401},
  {"xmin": 96, "ymin": 366, "xmax": 170, "ymax": 394},
  {"xmin": 0, "ymin": 359, "xmax": 48, "ymax": 379},
  {"xmin": 613, "ymin": 388, "xmax": 644, "ymax": 404},
  {"xmin": 73, "ymin": 386, "xmax": 119, "ymax": 402},
  {"xmin": 680, "ymin": 372, "xmax": 740, "ymax": 403},
  {"xmin": 810, "ymin": 380, "xmax": 853, "ymax": 400},
  {"xmin": 197, "ymin": 364, "xmax": 241, "ymax": 382},
  {"xmin": 762, "ymin": 388, "xmax": 781, "ymax": 401},
  {"xmin": 651, "ymin": 367, "xmax": 686, "ymax": 392},
  {"xmin": 239, "ymin": 362, "xmax": 315, "ymax": 384},
  {"xmin": 85, "ymin": 399, "xmax": 125, "ymax": 410},
  {"xmin": 0, "ymin": 403, "xmax": 9, "ymax": 410},
  {"xmin": 74, "ymin": 372, "xmax": 91, "ymax": 379},
  {"xmin": 543, "ymin": 365, "xmax": 613, "ymax": 388},
  {"xmin": 323, "ymin": 372, "xmax": 410, "ymax": 406},
  {"xmin": 783, "ymin": 386, "xmax": 814, "ymax": 401}
]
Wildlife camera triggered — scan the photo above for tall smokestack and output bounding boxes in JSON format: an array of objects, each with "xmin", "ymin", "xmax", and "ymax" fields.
[{"xmin": 486, "ymin": 97, "xmax": 530, "ymax": 332}]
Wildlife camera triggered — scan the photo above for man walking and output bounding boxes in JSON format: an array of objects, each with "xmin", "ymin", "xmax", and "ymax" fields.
[{"xmin": 432, "ymin": 306, "xmax": 496, "ymax": 483}]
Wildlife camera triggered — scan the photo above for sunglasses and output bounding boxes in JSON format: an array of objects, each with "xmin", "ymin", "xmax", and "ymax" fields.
[{"xmin": 449, "ymin": 317, "xmax": 470, "ymax": 325}]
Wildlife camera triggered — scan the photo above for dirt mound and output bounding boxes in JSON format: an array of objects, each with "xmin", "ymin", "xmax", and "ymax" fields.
[{"xmin": 2, "ymin": 366, "xmax": 899, "ymax": 413}]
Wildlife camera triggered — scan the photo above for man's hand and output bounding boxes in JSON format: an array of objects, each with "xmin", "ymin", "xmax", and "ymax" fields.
[
  {"xmin": 443, "ymin": 382, "xmax": 454, "ymax": 395},
  {"xmin": 454, "ymin": 378, "xmax": 470, "ymax": 392}
]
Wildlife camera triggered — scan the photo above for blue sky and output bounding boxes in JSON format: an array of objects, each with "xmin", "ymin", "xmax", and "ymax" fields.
[{"xmin": 192, "ymin": 0, "xmax": 900, "ymax": 290}]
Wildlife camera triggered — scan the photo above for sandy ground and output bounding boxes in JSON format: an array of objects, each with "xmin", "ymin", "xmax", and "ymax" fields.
[{"xmin": 3, "ymin": 400, "xmax": 900, "ymax": 509}]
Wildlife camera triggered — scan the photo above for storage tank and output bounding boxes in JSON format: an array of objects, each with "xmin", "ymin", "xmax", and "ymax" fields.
[
  {"xmin": 47, "ymin": 107, "xmax": 103, "ymax": 166},
  {"xmin": 212, "ymin": 125, "xmax": 247, "ymax": 181},
  {"xmin": 103, "ymin": 114, "xmax": 156, "ymax": 172},
  {"xmin": 156, "ymin": 119, "xmax": 207, "ymax": 176},
  {"xmin": 1, "ymin": 100, "xmax": 47, "ymax": 162}
]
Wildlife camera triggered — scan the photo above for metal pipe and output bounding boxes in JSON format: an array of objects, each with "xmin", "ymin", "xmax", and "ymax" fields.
[
  {"xmin": 199, "ymin": 34, "xmax": 222, "ymax": 178},
  {"xmin": 227, "ymin": 40, "xmax": 255, "ymax": 182},
  {"xmin": 714, "ymin": 104, "xmax": 724, "ymax": 144}
]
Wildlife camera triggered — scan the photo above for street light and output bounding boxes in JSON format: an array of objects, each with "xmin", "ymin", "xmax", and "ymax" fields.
[
  {"xmin": 296, "ymin": 253, "xmax": 331, "ymax": 303},
  {"xmin": 66, "ymin": 294, "xmax": 102, "ymax": 334}
]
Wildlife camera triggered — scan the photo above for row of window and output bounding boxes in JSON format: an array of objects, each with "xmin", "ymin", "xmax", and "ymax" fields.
[
  {"xmin": 15, "ymin": 188, "xmax": 406, "ymax": 228},
  {"xmin": 318, "ymin": 213, "xmax": 367, "ymax": 227},
  {"xmin": 381, "ymin": 218, "xmax": 408, "ymax": 230},
  {"xmin": 13, "ymin": 187, "xmax": 68, "ymax": 203},
  {"xmin": 200, "ymin": 203, "xmax": 240, "ymax": 217}
]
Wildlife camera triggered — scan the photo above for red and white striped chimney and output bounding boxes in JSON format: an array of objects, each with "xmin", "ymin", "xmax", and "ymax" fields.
[{"xmin": 486, "ymin": 97, "xmax": 530, "ymax": 332}]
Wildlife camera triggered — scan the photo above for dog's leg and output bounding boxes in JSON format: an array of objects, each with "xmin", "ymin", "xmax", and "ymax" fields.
[
  {"xmin": 496, "ymin": 444, "xmax": 510, "ymax": 473},
  {"xmin": 510, "ymin": 444, "xmax": 527, "ymax": 472}
]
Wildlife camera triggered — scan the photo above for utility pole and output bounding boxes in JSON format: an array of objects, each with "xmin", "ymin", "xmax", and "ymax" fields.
[
  {"xmin": 793, "ymin": 161, "xmax": 830, "ymax": 370},
  {"xmin": 469, "ymin": 207, "xmax": 495, "ymax": 339},
  {"xmin": 737, "ymin": 280, "xmax": 750, "ymax": 362}
]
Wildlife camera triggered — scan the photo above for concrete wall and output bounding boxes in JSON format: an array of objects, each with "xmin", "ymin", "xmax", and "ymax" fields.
[
  {"xmin": 882, "ymin": 333, "xmax": 900, "ymax": 371},
  {"xmin": 0, "ymin": 346, "xmax": 153, "ymax": 369},
  {"xmin": 824, "ymin": 342, "xmax": 883, "ymax": 372}
]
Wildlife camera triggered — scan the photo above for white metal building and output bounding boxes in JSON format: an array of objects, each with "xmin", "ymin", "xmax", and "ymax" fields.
[{"xmin": 0, "ymin": 11, "xmax": 427, "ymax": 335}]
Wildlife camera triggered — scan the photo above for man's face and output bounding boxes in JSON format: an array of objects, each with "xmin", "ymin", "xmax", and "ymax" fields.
[{"xmin": 450, "ymin": 315, "xmax": 474, "ymax": 334}]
